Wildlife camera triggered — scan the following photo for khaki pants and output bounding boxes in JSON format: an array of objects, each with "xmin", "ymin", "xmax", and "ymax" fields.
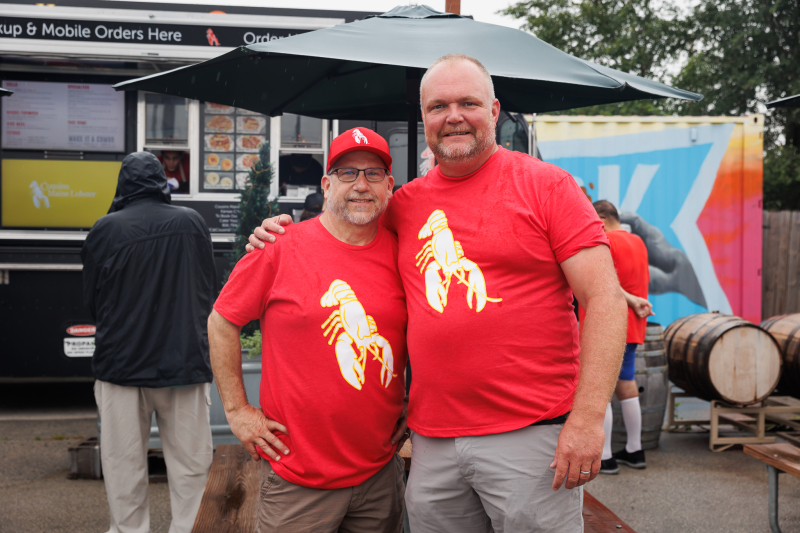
[
  {"xmin": 95, "ymin": 380, "xmax": 213, "ymax": 533},
  {"xmin": 256, "ymin": 454, "xmax": 406, "ymax": 533},
  {"xmin": 406, "ymin": 425, "xmax": 583, "ymax": 533}
]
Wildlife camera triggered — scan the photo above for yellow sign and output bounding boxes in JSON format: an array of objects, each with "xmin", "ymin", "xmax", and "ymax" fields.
[{"xmin": 2, "ymin": 159, "xmax": 120, "ymax": 228}]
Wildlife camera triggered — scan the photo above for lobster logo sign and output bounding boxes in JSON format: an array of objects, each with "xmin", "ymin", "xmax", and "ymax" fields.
[
  {"xmin": 416, "ymin": 210, "xmax": 502, "ymax": 313},
  {"xmin": 321, "ymin": 280, "xmax": 396, "ymax": 391},
  {"xmin": 30, "ymin": 181, "xmax": 50, "ymax": 209},
  {"xmin": 352, "ymin": 129, "xmax": 369, "ymax": 145},
  {"xmin": 206, "ymin": 28, "xmax": 220, "ymax": 46}
]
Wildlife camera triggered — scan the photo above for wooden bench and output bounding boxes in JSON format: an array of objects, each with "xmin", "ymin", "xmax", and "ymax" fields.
[
  {"xmin": 744, "ymin": 443, "xmax": 800, "ymax": 533},
  {"xmin": 192, "ymin": 444, "xmax": 636, "ymax": 532}
]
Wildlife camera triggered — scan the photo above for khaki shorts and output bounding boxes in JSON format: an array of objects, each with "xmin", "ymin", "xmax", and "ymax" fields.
[{"xmin": 256, "ymin": 454, "xmax": 406, "ymax": 533}]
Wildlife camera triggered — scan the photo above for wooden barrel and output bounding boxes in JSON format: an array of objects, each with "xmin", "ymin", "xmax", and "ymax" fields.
[
  {"xmin": 611, "ymin": 323, "xmax": 669, "ymax": 451},
  {"xmin": 761, "ymin": 314, "xmax": 800, "ymax": 397},
  {"xmin": 665, "ymin": 312, "xmax": 782, "ymax": 405}
]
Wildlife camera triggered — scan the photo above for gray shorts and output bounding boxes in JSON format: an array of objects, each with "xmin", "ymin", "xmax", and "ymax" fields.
[{"xmin": 405, "ymin": 424, "xmax": 583, "ymax": 533}]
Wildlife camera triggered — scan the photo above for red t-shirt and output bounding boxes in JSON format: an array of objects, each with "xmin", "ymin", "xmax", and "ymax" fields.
[
  {"xmin": 606, "ymin": 230, "xmax": 649, "ymax": 344},
  {"xmin": 382, "ymin": 147, "xmax": 609, "ymax": 438},
  {"xmin": 578, "ymin": 230, "xmax": 649, "ymax": 343},
  {"xmin": 213, "ymin": 218, "xmax": 408, "ymax": 489}
]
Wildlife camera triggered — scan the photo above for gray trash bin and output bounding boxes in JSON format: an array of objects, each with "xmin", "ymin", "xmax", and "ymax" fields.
[{"xmin": 147, "ymin": 350, "xmax": 261, "ymax": 449}]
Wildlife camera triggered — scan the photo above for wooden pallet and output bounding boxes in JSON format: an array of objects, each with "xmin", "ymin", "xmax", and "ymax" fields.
[
  {"xmin": 191, "ymin": 444, "xmax": 636, "ymax": 532},
  {"xmin": 777, "ymin": 431, "xmax": 800, "ymax": 447},
  {"xmin": 666, "ymin": 389, "xmax": 800, "ymax": 451},
  {"xmin": 764, "ymin": 396, "xmax": 800, "ymax": 431}
]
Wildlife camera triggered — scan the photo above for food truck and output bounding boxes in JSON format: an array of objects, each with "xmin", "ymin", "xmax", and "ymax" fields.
[{"xmin": 0, "ymin": 0, "xmax": 532, "ymax": 380}]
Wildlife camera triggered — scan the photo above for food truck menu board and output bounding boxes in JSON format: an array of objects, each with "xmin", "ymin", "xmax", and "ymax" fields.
[
  {"xmin": 200, "ymin": 103, "xmax": 269, "ymax": 193},
  {"xmin": 1, "ymin": 81, "xmax": 124, "ymax": 152}
]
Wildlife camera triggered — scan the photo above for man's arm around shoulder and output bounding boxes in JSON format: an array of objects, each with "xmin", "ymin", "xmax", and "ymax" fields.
[{"xmin": 207, "ymin": 310, "xmax": 290, "ymax": 461}]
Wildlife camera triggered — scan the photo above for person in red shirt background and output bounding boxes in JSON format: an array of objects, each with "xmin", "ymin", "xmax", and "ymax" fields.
[
  {"xmin": 588, "ymin": 200, "xmax": 654, "ymax": 474},
  {"xmin": 158, "ymin": 150, "xmax": 190, "ymax": 194}
]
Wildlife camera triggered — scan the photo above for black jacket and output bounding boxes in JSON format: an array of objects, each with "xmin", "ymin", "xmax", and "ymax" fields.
[{"xmin": 81, "ymin": 152, "xmax": 216, "ymax": 387}]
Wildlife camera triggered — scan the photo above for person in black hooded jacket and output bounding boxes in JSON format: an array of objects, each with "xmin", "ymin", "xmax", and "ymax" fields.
[{"xmin": 81, "ymin": 151, "xmax": 215, "ymax": 533}]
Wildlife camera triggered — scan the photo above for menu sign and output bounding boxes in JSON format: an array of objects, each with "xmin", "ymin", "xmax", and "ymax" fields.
[
  {"xmin": 1, "ymin": 80, "xmax": 124, "ymax": 152},
  {"xmin": 172, "ymin": 200, "xmax": 241, "ymax": 233},
  {"xmin": 200, "ymin": 103, "xmax": 269, "ymax": 193}
]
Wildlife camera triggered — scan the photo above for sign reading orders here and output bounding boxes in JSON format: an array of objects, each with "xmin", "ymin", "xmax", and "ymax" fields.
[{"xmin": 1, "ymin": 80, "xmax": 124, "ymax": 152}]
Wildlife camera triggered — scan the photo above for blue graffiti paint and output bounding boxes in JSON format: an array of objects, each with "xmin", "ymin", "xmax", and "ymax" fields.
[{"xmin": 545, "ymin": 144, "xmax": 712, "ymax": 251}]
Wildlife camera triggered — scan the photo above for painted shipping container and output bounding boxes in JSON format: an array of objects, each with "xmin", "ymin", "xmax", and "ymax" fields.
[{"xmin": 532, "ymin": 115, "xmax": 764, "ymax": 326}]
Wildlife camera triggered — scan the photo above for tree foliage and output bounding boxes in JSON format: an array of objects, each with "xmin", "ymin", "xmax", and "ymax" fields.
[
  {"xmin": 230, "ymin": 141, "xmax": 278, "ymax": 266},
  {"xmin": 502, "ymin": 0, "xmax": 690, "ymax": 116},
  {"xmin": 502, "ymin": 0, "xmax": 800, "ymax": 209},
  {"xmin": 224, "ymin": 141, "xmax": 278, "ymax": 335}
]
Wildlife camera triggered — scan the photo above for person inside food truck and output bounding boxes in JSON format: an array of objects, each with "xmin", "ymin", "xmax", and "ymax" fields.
[
  {"xmin": 158, "ymin": 150, "xmax": 191, "ymax": 194},
  {"xmin": 278, "ymin": 153, "xmax": 324, "ymax": 195}
]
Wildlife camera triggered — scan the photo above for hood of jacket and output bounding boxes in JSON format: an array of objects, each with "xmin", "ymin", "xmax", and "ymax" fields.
[{"xmin": 108, "ymin": 151, "xmax": 171, "ymax": 213}]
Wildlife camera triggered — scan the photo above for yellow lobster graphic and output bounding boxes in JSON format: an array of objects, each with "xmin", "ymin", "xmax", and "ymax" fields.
[
  {"xmin": 416, "ymin": 210, "xmax": 502, "ymax": 313},
  {"xmin": 320, "ymin": 280, "xmax": 396, "ymax": 391}
]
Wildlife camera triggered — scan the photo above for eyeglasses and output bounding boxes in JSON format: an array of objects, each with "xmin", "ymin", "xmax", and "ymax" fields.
[{"xmin": 330, "ymin": 167, "xmax": 388, "ymax": 183}]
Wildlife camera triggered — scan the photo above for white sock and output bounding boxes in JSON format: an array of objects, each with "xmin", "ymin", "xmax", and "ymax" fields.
[
  {"xmin": 602, "ymin": 402, "xmax": 613, "ymax": 460},
  {"xmin": 621, "ymin": 397, "xmax": 642, "ymax": 453}
]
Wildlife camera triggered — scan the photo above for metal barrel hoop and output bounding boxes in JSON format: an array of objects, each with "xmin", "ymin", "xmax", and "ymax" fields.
[
  {"xmin": 681, "ymin": 313, "xmax": 725, "ymax": 400},
  {"xmin": 665, "ymin": 313, "xmax": 699, "ymax": 392}
]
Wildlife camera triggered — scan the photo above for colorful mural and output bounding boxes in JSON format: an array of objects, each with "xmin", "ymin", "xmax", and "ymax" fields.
[{"xmin": 535, "ymin": 116, "xmax": 764, "ymax": 325}]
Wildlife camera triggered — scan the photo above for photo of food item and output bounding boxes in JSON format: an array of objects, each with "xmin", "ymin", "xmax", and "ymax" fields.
[
  {"xmin": 204, "ymin": 134, "xmax": 233, "ymax": 151},
  {"xmin": 236, "ymin": 116, "xmax": 266, "ymax": 134},
  {"xmin": 221, "ymin": 157, "xmax": 234, "ymax": 171},
  {"xmin": 203, "ymin": 172, "xmax": 235, "ymax": 190},
  {"xmin": 205, "ymin": 102, "xmax": 235, "ymax": 114},
  {"xmin": 236, "ymin": 135, "xmax": 266, "ymax": 152},
  {"xmin": 206, "ymin": 153, "xmax": 220, "ymax": 167},
  {"xmin": 236, "ymin": 173, "xmax": 250, "ymax": 189},
  {"xmin": 236, "ymin": 153, "xmax": 259, "ymax": 171},
  {"xmin": 205, "ymin": 115, "xmax": 234, "ymax": 133}
]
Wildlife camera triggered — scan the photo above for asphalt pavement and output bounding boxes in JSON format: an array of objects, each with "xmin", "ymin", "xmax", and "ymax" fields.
[
  {"xmin": 0, "ymin": 382, "xmax": 172, "ymax": 533},
  {"xmin": 1, "ymin": 384, "xmax": 798, "ymax": 533}
]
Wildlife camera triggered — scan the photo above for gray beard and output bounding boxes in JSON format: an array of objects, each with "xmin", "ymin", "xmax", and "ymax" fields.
[
  {"xmin": 429, "ymin": 122, "xmax": 496, "ymax": 163},
  {"xmin": 326, "ymin": 192, "xmax": 389, "ymax": 226}
]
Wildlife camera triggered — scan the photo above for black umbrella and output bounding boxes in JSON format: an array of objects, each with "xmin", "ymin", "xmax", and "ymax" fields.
[
  {"xmin": 114, "ymin": 5, "xmax": 702, "ymax": 182},
  {"xmin": 0, "ymin": 88, "xmax": 12, "ymax": 97},
  {"xmin": 766, "ymin": 94, "xmax": 800, "ymax": 109}
]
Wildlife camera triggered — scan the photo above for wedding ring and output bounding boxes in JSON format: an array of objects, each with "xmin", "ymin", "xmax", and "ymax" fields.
[{"xmin": 580, "ymin": 470, "xmax": 591, "ymax": 475}]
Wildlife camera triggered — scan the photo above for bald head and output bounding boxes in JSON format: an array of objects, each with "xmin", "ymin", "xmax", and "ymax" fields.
[
  {"xmin": 420, "ymin": 54, "xmax": 495, "ymax": 102},
  {"xmin": 418, "ymin": 54, "xmax": 500, "ymax": 174}
]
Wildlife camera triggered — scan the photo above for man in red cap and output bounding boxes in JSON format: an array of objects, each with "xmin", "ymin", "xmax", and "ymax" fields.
[{"xmin": 208, "ymin": 128, "xmax": 409, "ymax": 532}]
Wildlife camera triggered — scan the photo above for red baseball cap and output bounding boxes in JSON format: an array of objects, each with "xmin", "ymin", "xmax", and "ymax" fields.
[{"xmin": 327, "ymin": 127, "xmax": 392, "ymax": 174}]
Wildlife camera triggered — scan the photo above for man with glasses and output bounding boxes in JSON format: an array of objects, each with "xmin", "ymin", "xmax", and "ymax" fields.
[{"xmin": 208, "ymin": 127, "xmax": 409, "ymax": 532}]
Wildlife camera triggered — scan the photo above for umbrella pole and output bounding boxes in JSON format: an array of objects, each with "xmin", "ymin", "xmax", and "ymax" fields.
[{"xmin": 406, "ymin": 67, "xmax": 421, "ymax": 183}]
